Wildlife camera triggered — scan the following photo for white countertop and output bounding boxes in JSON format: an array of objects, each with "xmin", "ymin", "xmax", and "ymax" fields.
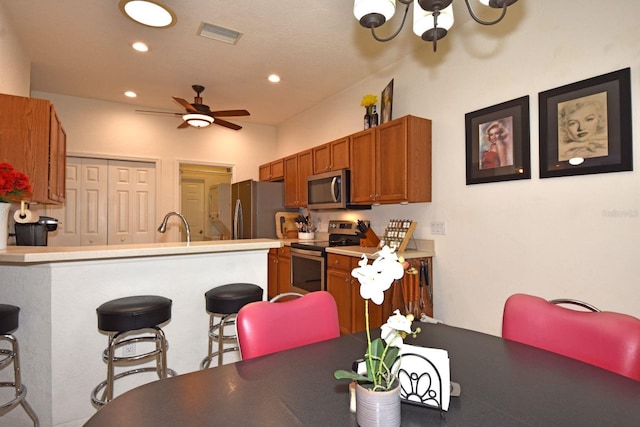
[{"xmin": 0, "ymin": 239, "xmax": 282, "ymax": 264}]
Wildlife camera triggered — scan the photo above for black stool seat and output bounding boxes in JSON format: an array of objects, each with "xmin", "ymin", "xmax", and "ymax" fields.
[
  {"xmin": 205, "ymin": 283, "xmax": 263, "ymax": 314},
  {"xmin": 97, "ymin": 295, "xmax": 172, "ymax": 332},
  {"xmin": 0, "ymin": 304, "xmax": 19, "ymax": 334}
]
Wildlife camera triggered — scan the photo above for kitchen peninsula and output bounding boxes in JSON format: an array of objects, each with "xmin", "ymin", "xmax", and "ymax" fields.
[{"xmin": 0, "ymin": 239, "xmax": 280, "ymax": 427}]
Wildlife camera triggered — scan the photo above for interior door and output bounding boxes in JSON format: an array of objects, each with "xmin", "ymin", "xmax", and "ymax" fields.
[{"xmin": 181, "ymin": 179, "xmax": 205, "ymax": 241}]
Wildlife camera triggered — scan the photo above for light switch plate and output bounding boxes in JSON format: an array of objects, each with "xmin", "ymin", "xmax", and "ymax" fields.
[{"xmin": 431, "ymin": 221, "xmax": 447, "ymax": 235}]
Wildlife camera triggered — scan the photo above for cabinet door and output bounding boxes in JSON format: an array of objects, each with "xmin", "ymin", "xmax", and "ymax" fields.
[
  {"xmin": 327, "ymin": 267, "xmax": 352, "ymax": 335},
  {"xmin": 48, "ymin": 106, "xmax": 66, "ymax": 203},
  {"xmin": 0, "ymin": 94, "xmax": 51, "ymax": 203},
  {"xmin": 270, "ymin": 159, "xmax": 284, "ymax": 181},
  {"xmin": 296, "ymin": 150, "xmax": 313, "ymax": 207},
  {"xmin": 268, "ymin": 249, "xmax": 279, "ymax": 299},
  {"xmin": 312, "ymin": 143, "xmax": 331, "ymax": 174},
  {"xmin": 283, "ymin": 155, "xmax": 298, "ymax": 207},
  {"xmin": 376, "ymin": 118, "xmax": 408, "ymax": 203},
  {"xmin": 330, "ymin": 137, "xmax": 350, "ymax": 170},
  {"xmin": 349, "ymin": 129, "xmax": 376, "ymax": 204},
  {"xmin": 259, "ymin": 163, "xmax": 272, "ymax": 181},
  {"xmin": 277, "ymin": 248, "xmax": 291, "ymax": 295}
]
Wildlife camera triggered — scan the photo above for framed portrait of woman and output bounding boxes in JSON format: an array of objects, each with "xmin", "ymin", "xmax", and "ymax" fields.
[
  {"xmin": 465, "ymin": 96, "xmax": 531, "ymax": 185},
  {"xmin": 539, "ymin": 68, "xmax": 632, "ymax": 178}
]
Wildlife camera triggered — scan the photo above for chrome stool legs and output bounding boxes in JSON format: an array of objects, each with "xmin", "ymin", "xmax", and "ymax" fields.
[
  {"xmin": 200, "ymin": 313, "xmax": 239, "ymax": 369},
  {"xmin": 91, "ymin": 327, "xmax": 176, "ymax": 407},
  {"xmin": 0, "ymin": 334, "xmax": 39, "ymax": 426}
]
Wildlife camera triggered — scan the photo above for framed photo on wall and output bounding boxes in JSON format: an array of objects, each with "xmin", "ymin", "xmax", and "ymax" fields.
[
  {"xmin": 539, "ymin": 67, "xmax": 632, "ymax": 178},
  {"xmin": 465, "ymin": 96, "xmax": 531, "ymax": 185},
  {"xmin": 381, "ymin": 79, "xmax": 394, "ymax": 124}
]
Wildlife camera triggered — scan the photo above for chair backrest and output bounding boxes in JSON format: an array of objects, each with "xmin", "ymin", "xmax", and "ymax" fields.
[
  {"xmin": 502, "ymin": 293, "xmax": 640, "ymax": 381},
  {"xmin": 236, "ymin": 291, "xmax": 340, "ymax": 360}
]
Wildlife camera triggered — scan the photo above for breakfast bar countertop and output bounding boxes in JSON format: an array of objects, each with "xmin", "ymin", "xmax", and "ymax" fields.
[
  {"xmin": 326, "ymin": 240, "xmax": 435, "ymax": 259},
  {"xmin": 0, "ymin": 238, "xmax": 282, "ymax": 264}
]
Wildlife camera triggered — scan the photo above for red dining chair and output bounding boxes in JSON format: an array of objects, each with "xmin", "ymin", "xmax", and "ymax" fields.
[
  {"xmin": 236, "ymin": 291, "xmax": 340, "ymax": 360},
  {"xmin": 502, "ymin": 293, "xmax": 640, "ymax": 381}
]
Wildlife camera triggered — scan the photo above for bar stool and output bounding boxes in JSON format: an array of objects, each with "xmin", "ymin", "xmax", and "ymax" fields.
[
  {"xmin": 200, "ymin": 283, "xmax": 263, "ymax": 369},
  {"xmin": 0, "ymin": 304, "xmax": 39, "ymax": 426},
  {"xmin": 91, "ymin": 295, "xmax": 176, "ymax": 407}
]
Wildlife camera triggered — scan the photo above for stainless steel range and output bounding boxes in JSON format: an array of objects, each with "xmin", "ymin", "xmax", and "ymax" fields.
[{"xmin": 289, "ymin": 220, "xmax": 363, "ymax": 294}]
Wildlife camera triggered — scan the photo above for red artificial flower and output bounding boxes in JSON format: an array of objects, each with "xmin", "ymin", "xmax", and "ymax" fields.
[{"xmin": 0, "ymin": 163, "xmax": 32, "ymax": 202}]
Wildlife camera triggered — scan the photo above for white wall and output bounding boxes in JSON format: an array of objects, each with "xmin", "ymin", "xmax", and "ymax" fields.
[
  {"xmin": 30, "ymin": 92, "xmax": 277, "ymax": 241},
  {"xmin": 277, "ymin": 0, "xmax": 640, "ymax": 335},
  {"xmin": 0, "ymin": 2, "xmax": 30, "ymax": 96}
]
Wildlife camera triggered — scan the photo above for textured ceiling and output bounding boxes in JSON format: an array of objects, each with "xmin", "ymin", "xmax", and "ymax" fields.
[{"xmin": 3, "ymin": 0, "xmax": 431, "ymax": 126}]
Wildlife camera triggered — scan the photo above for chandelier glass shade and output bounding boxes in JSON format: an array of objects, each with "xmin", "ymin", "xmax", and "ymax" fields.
[
  {"xmin": 354, "ymin": 0, "xmax": 518, "ymax": 51},
  {"xmin": 183, "ymin": 114, "xmax": 214, "ymax": 128}
]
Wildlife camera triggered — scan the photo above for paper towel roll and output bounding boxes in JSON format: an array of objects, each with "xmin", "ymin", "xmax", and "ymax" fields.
[{"xmin": 14, "ymin": 209, "xmax": 39, "ymax": 224}]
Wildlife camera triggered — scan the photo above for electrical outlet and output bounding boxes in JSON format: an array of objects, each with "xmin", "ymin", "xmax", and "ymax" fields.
[
  {"xmin": 122, "ymin": 343, "xmax": 136, "ymax": 357},
  {"xmin": 431, "ymin": 221, "xmax": 447, "ymax": 235}
]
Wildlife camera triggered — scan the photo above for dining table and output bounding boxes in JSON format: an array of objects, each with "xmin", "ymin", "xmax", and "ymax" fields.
[{"xmin": 84, "ymin": 323, "xmax": 640, "ymax": 426}]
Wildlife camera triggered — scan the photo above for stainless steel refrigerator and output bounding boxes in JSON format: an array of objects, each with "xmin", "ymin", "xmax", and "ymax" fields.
[{"xmin": 231, "ymin": 180, "xmax": 286, "ymax": 239}]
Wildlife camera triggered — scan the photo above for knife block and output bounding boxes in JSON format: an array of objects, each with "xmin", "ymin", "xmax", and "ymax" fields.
[{"xmin": 360, "ymin": 228, "xmax": 380, "ymax": 248}]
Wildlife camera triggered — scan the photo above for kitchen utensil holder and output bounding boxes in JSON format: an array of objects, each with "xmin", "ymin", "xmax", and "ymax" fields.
[{"xmin": 360, "ymin": 228, "xmax": 380, "ymax": 248}]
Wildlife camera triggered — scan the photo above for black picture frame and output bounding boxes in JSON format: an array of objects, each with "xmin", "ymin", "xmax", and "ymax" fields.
[
  {"xmin": 381, "ymin": 79, "xmax": 394, "ymax": 124},
  {"xmin": 465, "ymin": 96, "xmax": 530, "ymax": 185},
  {"xmin": 539, "ymin": 68, "xmax": 632, "ymax": 178}
]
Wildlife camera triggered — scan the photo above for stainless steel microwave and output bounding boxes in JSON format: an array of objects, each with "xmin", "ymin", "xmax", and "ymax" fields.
[{"xmin": 306, "ymin": 169, "xmax": 370, "ymax": 210}]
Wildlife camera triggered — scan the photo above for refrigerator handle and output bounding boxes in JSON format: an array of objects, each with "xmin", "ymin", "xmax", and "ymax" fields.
[{"xmin": 234, "ymin": 198, "xmax": 243, "ymax": 239}]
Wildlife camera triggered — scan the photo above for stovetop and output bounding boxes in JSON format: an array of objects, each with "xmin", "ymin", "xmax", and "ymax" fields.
[{"xmin": 290, "ymin": 220, "xmax": 362, "ymax": 252}]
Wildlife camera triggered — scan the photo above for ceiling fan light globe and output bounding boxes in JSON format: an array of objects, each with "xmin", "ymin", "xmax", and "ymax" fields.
[{"xmin": 183, "ymin": 114, "xmax": 214, "ymax": 128}]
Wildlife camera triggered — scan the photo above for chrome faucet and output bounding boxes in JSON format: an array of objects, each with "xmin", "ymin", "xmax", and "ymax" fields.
[{"xmin": 158, "ymin": 212, "xmax": 191, "ymax": 243}]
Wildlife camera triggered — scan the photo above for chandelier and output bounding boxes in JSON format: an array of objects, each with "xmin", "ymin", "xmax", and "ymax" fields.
[{"xmin": 354, "ymin": 0, "xmax": 519, "ymax": 52}]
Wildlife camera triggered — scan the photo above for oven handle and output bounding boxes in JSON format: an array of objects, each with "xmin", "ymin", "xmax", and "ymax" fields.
[{"xmin": 290, "ymin": 247, "xmax": 325, "ymax": 258}]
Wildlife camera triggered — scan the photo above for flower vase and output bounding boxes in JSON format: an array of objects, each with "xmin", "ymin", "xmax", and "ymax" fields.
[
  {"xmin": 0, "ymin": 202, "xmax": 10, "ymax": 250},
  {"xmin": 355, "ymin": 381, "xmax": 401, "ymax": 427},
  {"xmin": 364, "ymin": 107, "xmax": 371, "ymax": 130}
]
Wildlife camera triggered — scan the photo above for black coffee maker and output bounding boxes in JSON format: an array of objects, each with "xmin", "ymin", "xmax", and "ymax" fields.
[{"xmin": 15, "ymin": 216, "xmax": 58, "ymax": 246}]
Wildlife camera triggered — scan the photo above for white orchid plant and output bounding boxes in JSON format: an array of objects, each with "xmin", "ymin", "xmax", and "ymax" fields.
[{"xmin": 334, "ymin": 245, "xmax": 420, "ymax": 391}]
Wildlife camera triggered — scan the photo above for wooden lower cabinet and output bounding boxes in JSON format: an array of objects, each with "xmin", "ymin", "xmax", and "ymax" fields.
[
  {"xmin": 327, "ymin": 253, "xmax": 434, "ymax": 335},
  {"xmin": 268, "ymin": 247, "xmax": 291, "ymax": 300}
]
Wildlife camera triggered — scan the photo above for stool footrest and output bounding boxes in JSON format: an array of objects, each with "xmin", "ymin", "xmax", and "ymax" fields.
[{"xmin": 91, "ymin": 367, "xmax": 177, "ymax": 407}]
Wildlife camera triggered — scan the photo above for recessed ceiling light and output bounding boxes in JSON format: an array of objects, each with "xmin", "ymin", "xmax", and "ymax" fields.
[
  {"xmin": 124, "ymin": 91, "xmax": 137, "ymax": 98},
  {"xmin": 119, "ymin": 0, "xmax": 177, "ymax": 28},
  {"xmin": 132, "ymin": 42, "xmax": 149, "ymax": 52},
  {"xmin": 268, "ymin": 74, "xmax": 281, "ymax": 83}
]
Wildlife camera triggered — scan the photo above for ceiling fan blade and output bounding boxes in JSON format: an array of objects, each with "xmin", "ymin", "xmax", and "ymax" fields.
[
  {"xmin": 136, "ymin": 109, "xmax": 182, "ymax": 117},
  {"xmin": 173, "ymin": 96, "xmax": 197, "ymax": 113},
  {"xmin": 211, "ymin": 109, "xmax": 250, "ymax": 117},
  {"xmin": 213, "ymin": 118, "xmax": 242, "ymax": 131},
  {"xmin": 177, "ymin": 121, "xmax": 190, "ymax": 129}
]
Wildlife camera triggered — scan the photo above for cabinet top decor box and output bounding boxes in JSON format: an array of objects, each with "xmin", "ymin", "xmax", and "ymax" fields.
[{"xmin": 0, "ymin": 93, "xmax": 66, "ymax": 204}]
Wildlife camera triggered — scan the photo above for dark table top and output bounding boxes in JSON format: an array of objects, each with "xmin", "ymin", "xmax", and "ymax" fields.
[{"xmin": 84, "ymin": 324, "xmax": 640, "ymax": 426}]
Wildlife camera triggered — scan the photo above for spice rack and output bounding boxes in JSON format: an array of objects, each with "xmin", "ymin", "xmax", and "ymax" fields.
[{"xmin": 381, "ymin": 219, "xmax": 417, "ymax": 252}]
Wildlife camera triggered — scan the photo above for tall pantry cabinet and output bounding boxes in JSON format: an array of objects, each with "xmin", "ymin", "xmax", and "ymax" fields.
[{"xmin": 0, "ymin": 93, "xmax": 67, "ymax": 204}]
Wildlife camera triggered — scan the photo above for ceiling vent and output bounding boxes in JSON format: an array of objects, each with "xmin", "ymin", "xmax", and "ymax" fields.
[{"xmin": 198, "ymin": 22, "xmax": 242, "ymax": 45}]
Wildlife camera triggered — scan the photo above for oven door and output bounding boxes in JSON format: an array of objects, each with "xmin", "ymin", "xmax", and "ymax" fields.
[{"xmin": 290, "ymin": 247, "xmax": 325, "ymax": 294}]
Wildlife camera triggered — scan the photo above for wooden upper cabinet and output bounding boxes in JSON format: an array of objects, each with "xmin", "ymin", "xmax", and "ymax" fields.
[
  {"xmin": 312, "ymin": 137, "xmax": 350, "ymax": 174},
  {"xmin": 349, "ymin": 128, "xmax": 376, "ymax": 204},
  {"xmin": 0, "ymin": 93, "xmax": 66, "ymax": 204},
  {"xmin": 259, "ymin": 158, "xmax": 284, "ymax": 181},
  {"xmin": 350, "ymin": 115, "xmax": 431, "ymax": 205},
  {"xmin": 284, "ymin": 150, "xmax": 313, "ymax": 208}
]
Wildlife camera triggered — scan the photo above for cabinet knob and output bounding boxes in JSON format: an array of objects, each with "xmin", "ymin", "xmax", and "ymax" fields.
[{"xmin": 120, "ymin": 238, "xmax": 126, "ymax": 242}]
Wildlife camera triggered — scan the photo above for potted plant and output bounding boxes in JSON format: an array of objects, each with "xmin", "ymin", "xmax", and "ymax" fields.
[{"xmin": 334, "ymin": 245, "xmax": 420, "ymax": 427}]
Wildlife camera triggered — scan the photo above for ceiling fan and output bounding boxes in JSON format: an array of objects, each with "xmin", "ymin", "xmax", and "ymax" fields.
[{"xmin": 136, "ymin": 85, "xmax": 250, "ymax": 130}]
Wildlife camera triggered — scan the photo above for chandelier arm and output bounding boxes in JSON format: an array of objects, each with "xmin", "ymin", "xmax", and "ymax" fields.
[
  {"xmin": 463, "ymin": 0, "xmax": 508, "ymax": 26},
  {"xmin": 371, "ymin": 0, "xmax": 413, "ymax": 42}
]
